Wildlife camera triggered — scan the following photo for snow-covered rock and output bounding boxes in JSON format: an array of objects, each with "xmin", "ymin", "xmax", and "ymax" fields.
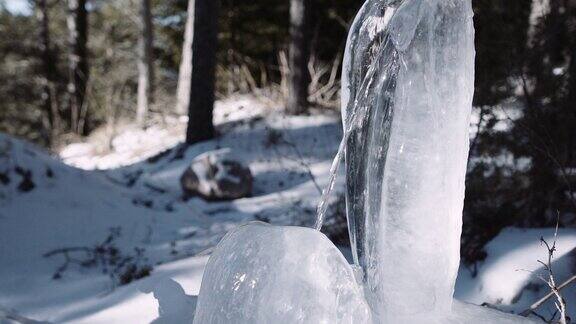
[{"xmin": 181, "ymin": 149, "xmax": 253, "ymax": 201}]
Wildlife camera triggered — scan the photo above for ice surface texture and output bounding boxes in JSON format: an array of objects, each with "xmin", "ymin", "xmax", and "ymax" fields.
[
  {"xmin": 341, "ymin": 0, "xmax": 475, "ymax": 320},
  {"xmin": 193, "ymin": 223, "xmax": 371, "ymax": 324}
]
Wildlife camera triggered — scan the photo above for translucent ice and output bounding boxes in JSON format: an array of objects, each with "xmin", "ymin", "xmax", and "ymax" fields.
[
  {"xmin": 192, "ymin": 222, "xmax": 535, "ymax": 324},
  {"xmin": 341, "ymin": 0, "xmax": 398, "ymax": 280},
  {"xmin": 341, "ymin": 0, "xmax": 475, "ymax": 320},
  {"xmin": 193, "ymin": 223, "xmax": 371, "ymax": 324}
]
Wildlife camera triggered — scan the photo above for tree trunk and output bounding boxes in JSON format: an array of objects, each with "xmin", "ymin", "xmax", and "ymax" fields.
[
  {"xmin": 36, "ymin": 0, "xmax": 59, "ymax": 142},
  {"xmin": 175, "ymin": 0, "xmax": 195, "ymax": 115},
  {"xmin": 67, "ymin": 0, "xmax": 89, "ymax": 135},
  {"xmin": 286, "ymin": 0, "xmax": 312, "ymax": 115},
  {"xmin": 568, "ymin": 2, "xmax": 576, "ymax": 106},
  {"xmin": 180, "ymin": 0, "xmax": 219, "ymax": 144},
  {"xmin": 137, "ymin": 0, "xmax": 155, "ymax": 127}
]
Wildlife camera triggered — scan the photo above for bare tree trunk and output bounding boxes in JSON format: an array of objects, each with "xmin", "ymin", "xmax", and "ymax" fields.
[
  {"xmin": 180, "ymin": 0, "xmax": 219, "ymax": 144},
  {"xmin": 136, "ymin": 0, "xmax": 155, "ymax": 127},
  {"xmin": 36, "ymin": 0, "xmax": 59, "ymax": 142},
  {"xmin": 568, "ymin": 2, "xmax": 576, "ymax": 106},
  {"xmin": 286, "ymin": 0, "xmax": 312, "ymax": 115},
  {"xmin": 67, "ymin": 0, "xmax": 89, "ymax": 135},
  {"xmin": 175, "ymin": 0, "xmax": 195, "ymax": 115}
]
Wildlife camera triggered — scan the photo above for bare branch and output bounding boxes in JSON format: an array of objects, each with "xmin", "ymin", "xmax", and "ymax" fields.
[{"xmin": 521, "ymin": 216, "xmax": 569, "ymax": 324}]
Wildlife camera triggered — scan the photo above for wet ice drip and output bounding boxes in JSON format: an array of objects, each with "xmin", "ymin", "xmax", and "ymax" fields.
[
  {"xmin": 314, "ymin": 1, "xmax": 400, "ymax": 233},
  {"xmin": 340, "ymin": 0, "xmax": 399, "ymax": 280},
  {"xmin": 340, "ymin": 0, "xmax": 475, "ymax": 320}
]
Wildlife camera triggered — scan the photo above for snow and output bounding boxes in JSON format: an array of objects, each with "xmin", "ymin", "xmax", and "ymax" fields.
[
  {"xmin": 449, "ymin": 301, "xmax": 538, "ymax": 324},
  {"xmin": 70, "ymin": 257, "xmax": 207, "ymax": 324},
  {"xmin": 0, "ymin": 93, "xmax": 573, "ymax": 323},
  {"xmin": 59, "ymin": 120, "xmax": 185, "ymax": 170},
  {"xmin": 59, "ymin": 95, "xmax": 270, "ymax": 171},
  {"xmin": 456, "ymin": 227, "xmax": 576, "ymax": 320},
  {"xmin": 0, "ymin": 132, "xmax": 210, "ymax": 322}
]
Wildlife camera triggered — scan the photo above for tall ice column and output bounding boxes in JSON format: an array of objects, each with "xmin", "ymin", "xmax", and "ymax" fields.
[{"xmin": 342, "ymin": 0, "xmax": 475, "ymax": 321}]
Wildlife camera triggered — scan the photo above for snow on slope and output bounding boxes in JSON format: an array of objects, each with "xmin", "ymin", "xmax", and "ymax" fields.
[
  {"xmin": 0, "ymin": 132, "xmax": 216, "ymax": 322},
  {"xmin": 456, "ymin": 227, "xmax": 576, "ymax": 320},
  {"xmin": 1, "ymin": 95, "xmax": 345, "ymax": 322},
  {"xmin": 59, "ymin": 95, "xmax": 270, "ymax": 170}
]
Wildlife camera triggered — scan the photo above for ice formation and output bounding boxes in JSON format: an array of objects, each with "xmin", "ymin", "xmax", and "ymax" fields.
[
  {"xmin": 193, "ymin": 1, "xmax": 538, "ymax": 323},
  {"xmin": 193, "ymin": 222, "xmax": 537, "ymax": 323},
  {"xmin": 340, "ymin": 0, "xmax": 475, "ymax": 320},
  {"xmin": 193, "ymin": 223, "xmax": 371, "ymax": 324}
]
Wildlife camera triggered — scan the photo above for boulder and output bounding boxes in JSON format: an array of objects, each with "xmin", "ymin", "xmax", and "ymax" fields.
[{"xmin": 180, "ymin": 149, "xmax": 252, "ymax": 200}]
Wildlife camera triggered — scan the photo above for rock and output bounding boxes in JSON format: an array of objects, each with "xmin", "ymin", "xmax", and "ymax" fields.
[{"xmin": 180, "ymin": 149, "xmax": 252, "ymax": 200}]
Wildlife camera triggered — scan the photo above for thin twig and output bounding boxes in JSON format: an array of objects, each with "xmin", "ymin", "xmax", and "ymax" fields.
[{"xmin": 521, "ymin": 216, "xmax": 569, "ymax": 324}]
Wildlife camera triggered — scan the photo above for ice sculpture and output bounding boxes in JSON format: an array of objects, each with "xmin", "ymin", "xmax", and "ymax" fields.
[
  {"xmin": 341, "ymin": 0, "xmax": 475, "ymax": 321},
  {"xmin": 193, "ymin": 223, "xmax": 371, "ymax": 324}
]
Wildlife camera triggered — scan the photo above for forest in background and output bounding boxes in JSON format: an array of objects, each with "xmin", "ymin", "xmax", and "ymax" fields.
[{"xmin": 0, "ymin": 0, "xmax": 575, "ymax": 266}]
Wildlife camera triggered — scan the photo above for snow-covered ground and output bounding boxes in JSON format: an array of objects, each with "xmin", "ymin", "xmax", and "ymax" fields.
[{"xmin": 1, "ymin": 95, "xmax": 574, "ymax": 323}]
